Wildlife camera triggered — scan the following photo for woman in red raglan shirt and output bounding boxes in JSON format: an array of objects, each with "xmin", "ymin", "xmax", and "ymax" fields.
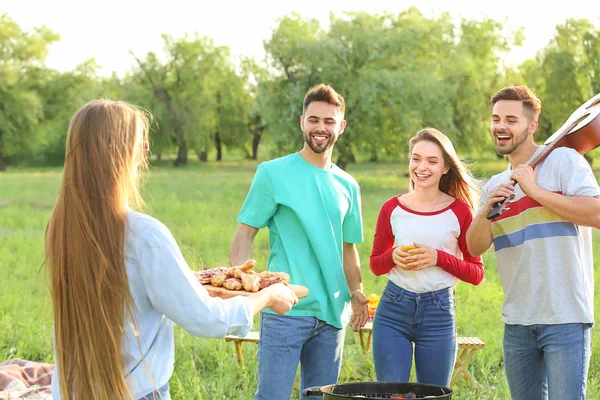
[{"xmin": 369, "ymin": 128, "xmax": 484, "ymax": 387}]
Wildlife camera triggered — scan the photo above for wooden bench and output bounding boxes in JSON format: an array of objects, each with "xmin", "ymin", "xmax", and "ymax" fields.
[
  {"xmin": 225, "ymin": 331, "xmax": 301, "ymax": 388},
  {"xmin": 358, "ymin": 322, "xmax": 485, "ymax": 386},
  {"xmin": 224, "ymin": 331, "xmax": 260, "ymax": 365},
  {"xmin": 451, "ymin": 336, "xmax": 485, "ymax": 386}
]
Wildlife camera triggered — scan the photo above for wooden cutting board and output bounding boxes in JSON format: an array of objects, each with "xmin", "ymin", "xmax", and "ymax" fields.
[{"xmin": 203, "ymin": 284, "xmax": 309, "ymax": 299}]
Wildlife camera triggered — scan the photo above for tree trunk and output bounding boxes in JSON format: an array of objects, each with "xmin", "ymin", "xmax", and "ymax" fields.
[
  {"xmin": 0, "ymin": 130, "xmax": 5, "ymax": 172},
  {"xmin": 243, "ymin": 147, "xmax": 252, "ymax": 160},
  {"xmin": 368, "ymin": 147, "xmax": 378, "ymax": 162},
  {"xmin": 215, "ymin": 132, "xmax": 222, "ymax": 161},
  {"xmin": 336, "ymin": 156, "xmax": 349, "ymax": 171},
  {"xmin": 153, "ymin": 86, "xmax": 188, "ymax": 167},
  {"xmin": 156, "ymin": 153, "xmax": 162, "ymax": 162},
  {"xmin": 335, "ymin": 139, "xmax": 354, "ymax": 171},
  {"xmin": 349, "ymin": 152, "xmax": 357, "ymax": 164},
  {"xmin": 214, "ymin": 91, "xmax": 223, "ymax": 162},
  {"xmin": 173, "ymin": 141, "xmax": 188, "ymax": 167},
  {"xmin": 251, "ymin": 130, "xmax": 262, "ymax": 160},
  {"xmin": 198, "ymin": 151, "xmax": 208, "ymax": 162}
]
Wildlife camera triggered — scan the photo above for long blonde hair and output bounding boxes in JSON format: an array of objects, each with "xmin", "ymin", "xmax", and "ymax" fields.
[
  {"xmin": 409, "ymin": 128, "xmax": 479, "ymax": 210},
  {"xmin": 45, "ymin": 99, "xmax": 149, "ymax": 400}
]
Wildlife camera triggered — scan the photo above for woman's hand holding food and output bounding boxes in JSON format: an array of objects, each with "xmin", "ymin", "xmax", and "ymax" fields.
[{"xmin": 393, "ymin": 243, "xmax": 437, "ymax": 271}]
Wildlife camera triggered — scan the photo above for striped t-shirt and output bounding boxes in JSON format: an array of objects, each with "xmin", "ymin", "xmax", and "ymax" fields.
[{"xmin": 480, "ymin": 146, "xmax": 600, "ymax": 325}]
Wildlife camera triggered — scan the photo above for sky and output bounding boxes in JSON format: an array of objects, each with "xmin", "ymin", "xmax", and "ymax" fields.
[{"xmin": 2, "ymin": 0, "xmax": 599, "ymax": 76}]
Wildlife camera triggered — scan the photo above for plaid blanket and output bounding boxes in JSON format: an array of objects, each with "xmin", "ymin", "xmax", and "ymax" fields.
[{"xmin": 0, "ymin": 359, "xmax": 53, "ymax": 399}]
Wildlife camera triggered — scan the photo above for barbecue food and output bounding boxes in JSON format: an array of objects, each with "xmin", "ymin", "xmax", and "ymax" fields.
[
  {"xmin": 210, "ymin": 272, "xmax": 228, "ymax": 287},
  {"xmin": 241, "ymin": 272, "xmax": 260, "ymax": 292},
  {"xmin": 223, "ymin": 278, "xmax": 243, "ymax": 290},
  {"xmin": 195, "ymin": 260, "xmax": 291, "ymax": 293},
  {"xmin": 234, "ymin": 268, "xmax": 256, "ymax": 279},
  {"xmin": 229, "ymin": 259, "xmax": 257, "ymax": 278},
  {"xmin": 258, "ymin": 276, "xmax": 284, "ymax": 290},
  {"xmin": 259, "ymin": 271, "xmax": 290, "ymax": 283},
  {"xmin": 196, "ymin": 267, "xmax": 229, "ymax": 284}
]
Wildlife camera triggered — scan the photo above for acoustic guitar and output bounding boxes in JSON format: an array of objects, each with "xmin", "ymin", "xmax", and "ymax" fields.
[{"xmin": 486, "ymin": 92, "xmax": 600, "ymax": 220}]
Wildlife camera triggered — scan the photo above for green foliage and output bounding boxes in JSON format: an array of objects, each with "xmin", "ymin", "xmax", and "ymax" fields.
[
  {"xmin": 260, "ymin": 9, "xmax": 519, "ymax": 166},
  {"xmin": 126, "ymin": 34, "xmax": 253, "ymax": 165},
  {"xmin": 1, "ymin": 10, "xmax": 600, "ymax": 168},
  {"xmin": 517, "ymin": 18, "xmax": 600, "ymax": 146},
  {"xmin": 0, "ymin": 14, "xmax": 59, "ymax": 168}
]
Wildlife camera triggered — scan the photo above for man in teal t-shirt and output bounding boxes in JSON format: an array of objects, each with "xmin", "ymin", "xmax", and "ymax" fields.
[{"xmin": 230, "ymin": 83, "xmax": 369, "ymax": 400}]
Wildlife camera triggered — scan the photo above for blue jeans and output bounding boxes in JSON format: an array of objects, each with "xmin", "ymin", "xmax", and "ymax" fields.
[
  {"xmin": 372, "ymin": 281, "xmax": 457, "ymax": 386},
  {"xmin": 254, "ymin": 312, "xmax": 345, "ymax": 400},
  {"xmin": 504, "ymin": 323, "xmax": 592, "ymax": 400},
  {"xmin": 137, "ymin": 383, "xmax": 170, "ymax": 400}
]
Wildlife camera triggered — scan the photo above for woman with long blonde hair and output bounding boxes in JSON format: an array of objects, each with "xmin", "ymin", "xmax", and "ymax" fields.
[
  {"xmin": 369, "ymin": 127, "xmax": 484, "ymax": 387},
  {"xmin": 45, "ymin": 99, "xmax": 298, "ymax": 400}
]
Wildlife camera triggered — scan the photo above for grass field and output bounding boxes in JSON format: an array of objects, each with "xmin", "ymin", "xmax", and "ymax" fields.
[{"xmin": 1, "ymin": 158, "xmax": 599, "ymax": 399}]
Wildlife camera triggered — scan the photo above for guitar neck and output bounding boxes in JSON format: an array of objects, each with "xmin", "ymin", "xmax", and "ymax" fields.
[
  {"xmin": 529, "ymin": 115, "xmax": 584, "ymax": 168},
  {"xmin": 528, "ymin": 145, "xmax": 553, "ymax": 169}
]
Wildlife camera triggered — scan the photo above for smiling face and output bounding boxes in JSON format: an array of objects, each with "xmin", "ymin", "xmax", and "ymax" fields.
[
  {"xmin": 300, "ymin": 101, "xmax": 346, "ymax": 154},
  {"xmin": 491, "ymin": 100, "xmax": 537, "ymax": 155},
  {"xmin": 409, "ymin": 140, "xmax": 449, "ymax": 190}
]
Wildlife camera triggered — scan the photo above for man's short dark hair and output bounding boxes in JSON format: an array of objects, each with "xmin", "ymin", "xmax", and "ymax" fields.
[
  {"xmin": 491, "ymin": 86, "xmax": 542, "ymax": 119},
  {"xmin": 303, "ymin": 84, "xmax": 345, "ymax": 114}
]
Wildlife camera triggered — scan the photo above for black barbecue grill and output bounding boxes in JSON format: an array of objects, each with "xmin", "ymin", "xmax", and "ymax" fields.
[{"xmin": 302, "ymin": 382, "xmax": 453, "ymax": 399}]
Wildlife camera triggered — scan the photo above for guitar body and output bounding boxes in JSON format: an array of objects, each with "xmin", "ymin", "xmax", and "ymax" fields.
[{"xmin": 546, "ymin": 93, "xmax": 600, "ymax": 154}]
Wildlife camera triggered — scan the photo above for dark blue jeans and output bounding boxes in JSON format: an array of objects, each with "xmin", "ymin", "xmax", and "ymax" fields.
[{"xmin": 372, "ymin": 281, "xmax": 457, "ymax": 386}]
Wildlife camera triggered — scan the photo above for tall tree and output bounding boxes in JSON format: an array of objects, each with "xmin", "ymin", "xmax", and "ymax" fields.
[
  {"xmin": 261, "ymin": 9, "xmax": 517, "ymax": 167},
  {"xmin": 240, "ymin": 57, "xmax": 270, "ymax": 160},
  {"xmin": 34, "ymin": 60, "xmax": 102, "ymax": 164},
  {"xmin": 0, "ymin": 14, "xmax": 59, "ymax": 170},
  {"xmin": 521, "ymin": 18, "xmax": 600, "ymax": 144},
  {"xmin": 132, "ymin": 34, "xmax": 250, "ymax": 165}
]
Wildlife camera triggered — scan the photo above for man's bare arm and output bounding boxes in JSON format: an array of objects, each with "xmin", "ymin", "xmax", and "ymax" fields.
[
  {"xmin": 531, "ymin": 191, "xmax": 600, "ymax": 228},
  {"xmin": 466, "ymin": 183, "xmax": 515, "ymax": 256},
  {"xmin": 343, "ymin": 242, "xmax": 368, "ymax": 332},
  {"xmin": 230, "ymin": 223, "xmax": 259, "ymax": 267},
  {"xmin": 466, "ymin": 212, "xmax": 494, "ymax": 257},
  {"xmin": 511, "ymin": 164, "xmax": 600, "ymax": 228}
]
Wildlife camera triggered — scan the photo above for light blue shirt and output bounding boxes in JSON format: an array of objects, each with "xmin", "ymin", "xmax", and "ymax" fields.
[
  {"xmin": 237, "ymin": 153, "xmax": 363, "ymax": 329},
  {"xmin": 51, "ymin": 210, "xmax": 254, "ymax": 399}
]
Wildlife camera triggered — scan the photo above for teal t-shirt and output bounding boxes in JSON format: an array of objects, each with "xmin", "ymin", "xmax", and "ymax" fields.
[{"xmin": 237, "ymin": 153, "xmax": 364, "ymax": 328}]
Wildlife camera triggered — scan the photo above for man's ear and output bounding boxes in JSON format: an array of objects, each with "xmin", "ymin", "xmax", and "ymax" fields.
[
  {"xmin": 339, "ymin": 119, "xmax": 347, "ymax": 134},
  {"xmin": 300, "ymin": 114, "xmax": 304, "ymax": 131},
  {"xmin": 529, "ymin": 119, "xmax": 538, "ymax": 135}
]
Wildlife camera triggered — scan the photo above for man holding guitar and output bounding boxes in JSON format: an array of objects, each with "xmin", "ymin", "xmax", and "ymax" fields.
[{"xmin": 466, "ymin": 86, "xmax": 600, "ymax": 399}]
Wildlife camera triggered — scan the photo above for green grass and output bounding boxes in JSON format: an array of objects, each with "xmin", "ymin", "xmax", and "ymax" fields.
[{"xmin": 1, "ymin": 159, "xmax": 600, "ymax": 399}]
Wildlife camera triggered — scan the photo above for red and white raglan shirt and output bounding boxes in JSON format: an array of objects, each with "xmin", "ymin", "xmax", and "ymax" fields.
[{"xmin": 370, "ymin": 197, "xmax": 484, "ymax": 292}]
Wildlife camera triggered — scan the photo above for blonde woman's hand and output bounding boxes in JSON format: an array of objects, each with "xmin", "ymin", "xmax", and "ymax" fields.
[
  {"xmin": 263, "ymin": 283, "xmax": 298, "ymax": 314},
  {"xmin": 402, "ymin": 243, "xmax": 438, "ymax": 271}
]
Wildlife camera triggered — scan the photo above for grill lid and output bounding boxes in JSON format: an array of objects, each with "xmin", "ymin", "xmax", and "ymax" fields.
[{"xmin": 303, "ymin": 381, "xmax": 453, "ymax": 399}]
